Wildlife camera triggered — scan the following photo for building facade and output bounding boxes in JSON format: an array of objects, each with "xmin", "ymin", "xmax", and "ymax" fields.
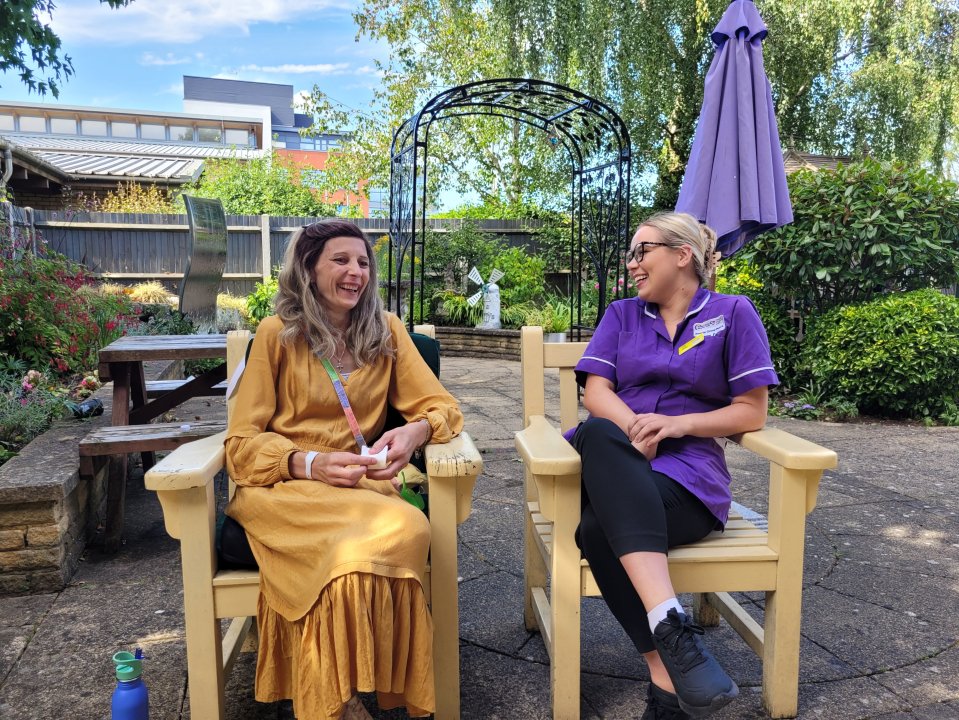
[{"xmin": 0, "ymin": 76, "xmax": 369, "ymax": 214}]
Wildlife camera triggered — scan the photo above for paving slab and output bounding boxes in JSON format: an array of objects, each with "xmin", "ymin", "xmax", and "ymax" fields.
[{"xmin": 1, "ymin": 356, "xmax": 957, "ymax": 719}]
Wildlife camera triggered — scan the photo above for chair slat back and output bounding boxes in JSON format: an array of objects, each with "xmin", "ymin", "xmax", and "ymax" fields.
[
  {"xmin": 520, "ymin": 326, "xmax": 588, "ymax": 433},
  {"xmin": 226, "ymin": 330, "xmax": 251, "ymax": 499}
]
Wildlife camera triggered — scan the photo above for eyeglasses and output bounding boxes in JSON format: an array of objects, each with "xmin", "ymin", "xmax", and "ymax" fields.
[{"xmin": 626, "ymin": 241, "xmax": 670, "ymax": 264}]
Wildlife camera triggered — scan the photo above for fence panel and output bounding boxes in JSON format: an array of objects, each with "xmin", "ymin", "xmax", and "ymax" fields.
[{"xmin": 12, "ymin": 208, "xmax": 541, "ymax": 299}]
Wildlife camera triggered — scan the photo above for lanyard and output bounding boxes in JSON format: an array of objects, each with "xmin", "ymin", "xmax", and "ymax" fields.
[{"xmin": 320, "ymin": 358, "xmax": 367, "ymax": 451}]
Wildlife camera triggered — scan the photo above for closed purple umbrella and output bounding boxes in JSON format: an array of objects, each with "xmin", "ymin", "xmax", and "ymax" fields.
[{"xmin": 676, "ymin": 0, "xmax": 792, "ymax": 257}]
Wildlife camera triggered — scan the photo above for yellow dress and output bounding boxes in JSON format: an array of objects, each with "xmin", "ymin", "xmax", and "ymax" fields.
[{"xmin": 225, "ymin": 313, "xmax": 464, "ymax": 720}]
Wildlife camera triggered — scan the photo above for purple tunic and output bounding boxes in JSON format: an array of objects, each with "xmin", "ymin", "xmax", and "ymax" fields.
[{"xmin": 572, "ymin": 287, "xmax": 779, "ymax": 525}]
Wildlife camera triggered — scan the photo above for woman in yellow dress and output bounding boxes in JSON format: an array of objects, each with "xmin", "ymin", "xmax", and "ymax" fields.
[{"xmin": 225, "ymin": 219, "xmax": 463, "ymax": 719}]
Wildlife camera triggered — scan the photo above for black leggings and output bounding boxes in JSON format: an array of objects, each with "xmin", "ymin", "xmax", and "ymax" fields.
[{"xmin": 572, "ymin": 417, "xmax": 717, "ymax": 653}]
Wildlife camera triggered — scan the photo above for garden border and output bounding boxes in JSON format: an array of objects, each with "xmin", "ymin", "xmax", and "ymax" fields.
[{"xmin": 0, "ymin": 359, "xmax": 181, "ymax": 595}]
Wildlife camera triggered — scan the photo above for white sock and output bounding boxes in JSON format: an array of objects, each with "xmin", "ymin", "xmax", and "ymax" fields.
[{"xmin": 647, "ymin": 597, "xmax": 684, "ymax": 634}]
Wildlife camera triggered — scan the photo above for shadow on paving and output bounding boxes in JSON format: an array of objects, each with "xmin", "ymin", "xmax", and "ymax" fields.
[{"xmin": 1, "ymin": 357, "xmax": 958, "ymax": 719}]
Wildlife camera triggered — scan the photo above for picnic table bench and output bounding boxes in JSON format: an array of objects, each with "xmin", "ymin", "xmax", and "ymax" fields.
[{"xmin": 82, "ymin": 334, "xmax": 231, "ymax": 551}]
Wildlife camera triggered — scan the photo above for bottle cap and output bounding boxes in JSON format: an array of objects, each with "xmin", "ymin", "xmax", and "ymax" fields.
[{"xmin": 113, "ymin": 651, "xmax": 142, "ymax": 681}]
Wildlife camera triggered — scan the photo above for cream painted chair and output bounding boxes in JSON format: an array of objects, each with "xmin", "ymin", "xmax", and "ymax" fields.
[
  {"xmin": 514, "ymin": 326, "xmax": 838, "ymax": 719},
  {"xmin": 145, "ymin": 327, "xmax": 482, "ymax": 719}
]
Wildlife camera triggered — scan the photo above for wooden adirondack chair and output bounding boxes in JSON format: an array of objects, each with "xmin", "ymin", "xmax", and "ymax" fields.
[
  {"xmin": 145, "ymin": 327, "xmax": 483, "ymax": 719},
  {"xmin": 514, "ymin": 325, "xmax": 838, "ymax": 719}
]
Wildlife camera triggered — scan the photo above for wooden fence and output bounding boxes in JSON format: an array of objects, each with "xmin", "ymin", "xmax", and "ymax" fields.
[{"xmin": 4, "ymin": 204, "xmax": 541, "ymax": 298}]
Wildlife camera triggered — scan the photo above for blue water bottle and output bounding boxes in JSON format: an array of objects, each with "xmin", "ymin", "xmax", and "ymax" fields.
[{"xmin": 112, "ymin": 649, "xmax": 149, "ymax": 720}]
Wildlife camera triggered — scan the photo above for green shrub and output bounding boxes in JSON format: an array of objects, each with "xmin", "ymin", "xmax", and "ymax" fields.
[
  {"xmin": 128, "ymin": 304, "xmax": 197, "ymax": 336},
  {"xmin": 744, "ymin": 159, "xmax": 959, "ymax": 313},
  {"xmin": 802, "ymin": 289, "xmax": 959, "ymax": 420},
  {"xmin": 0, "ymin": 240, "xmax": 136, "ymax": 374},
  {"xmin": 0, "ymin": 371, "xmax": 69, "ymax": 467},
  {"xmin": 246, "ymin": 277, "xmax": 279, "ymax": 327},
  {"xmin": 432, "ymin": 290, "xmax": 482, "ymax": 327},
  {"xmin": 715, "ymin": 258, "xmax": 800, "ymax": 389},
  {"xmin": 485, "ymin": 247, "xmax": 545, "ymax": 307}
]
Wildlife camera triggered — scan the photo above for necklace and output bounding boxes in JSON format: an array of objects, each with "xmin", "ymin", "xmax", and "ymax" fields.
[{"xmin": 331, "ymin": 344, "xmax": 348, "ymax": 372}]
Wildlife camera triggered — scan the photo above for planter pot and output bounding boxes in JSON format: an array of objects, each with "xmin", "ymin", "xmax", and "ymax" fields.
[{"xmin": 544, "ymin": 332, "xmax": 567, "ymax": 343}]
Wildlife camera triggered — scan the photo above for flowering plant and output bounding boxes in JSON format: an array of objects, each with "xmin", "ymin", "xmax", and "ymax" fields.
[{"xmin": 0, "ymin": 234, "xmax": 137, "ymax": 374}]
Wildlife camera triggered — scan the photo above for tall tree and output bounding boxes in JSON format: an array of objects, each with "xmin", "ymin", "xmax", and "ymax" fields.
[
  {"xmin": 303, "ymin": 0, "xmax": 959, "ymax": 210},
  {"xmin": 0, "ymin": 1, "xmax": 133, "ymax": 97}
]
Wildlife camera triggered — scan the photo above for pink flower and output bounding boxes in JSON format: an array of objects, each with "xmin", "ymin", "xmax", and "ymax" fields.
[
  {"xmin": 21, "ymin": 381, "xmax": 33, "ymax": 392},
  {"xmin": 593, "ymin": 283, "xmax": 600, "ymax": 290}
]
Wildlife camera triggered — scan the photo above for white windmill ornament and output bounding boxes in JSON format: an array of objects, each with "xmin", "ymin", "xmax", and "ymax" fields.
[{"xmin": 467, "ymin": 266, "xmax": 505, "ymax": 329}]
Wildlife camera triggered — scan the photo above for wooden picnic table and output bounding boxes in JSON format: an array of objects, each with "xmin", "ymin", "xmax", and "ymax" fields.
[{"xmin": 94, "ymin": 334, "xmax": 231, "ymax": 550}]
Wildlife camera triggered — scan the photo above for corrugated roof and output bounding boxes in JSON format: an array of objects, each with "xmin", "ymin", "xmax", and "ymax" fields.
[
  {"xmin": 6, "ymin": 134, "xmax": 259, "ymax": 159},
  {"xmin": 33, "ymin": 151, "xmax": 203, "ymax": 182},
  {"xmin": 783, "ymin": 149, "xmax": 852, "ymax": 174}
]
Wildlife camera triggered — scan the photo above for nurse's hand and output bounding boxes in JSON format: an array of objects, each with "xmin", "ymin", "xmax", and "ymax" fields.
[{"xmin": 629, "ymin": 413, "xmax": 691, "ymax": 446}]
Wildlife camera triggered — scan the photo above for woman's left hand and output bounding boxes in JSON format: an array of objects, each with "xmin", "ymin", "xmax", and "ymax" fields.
[
  {"xmin": 629, "ymin": 413, "xmax": 691, "ymax": 446},
  {"xmin": 366, "ymin": 420, "xmax": 430, "ymax": 484}
]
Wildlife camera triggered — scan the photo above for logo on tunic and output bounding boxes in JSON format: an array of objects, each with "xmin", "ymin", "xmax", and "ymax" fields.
[{"xmin": 693, "ymin": 315, "xmax": 726, "ymax": 337}]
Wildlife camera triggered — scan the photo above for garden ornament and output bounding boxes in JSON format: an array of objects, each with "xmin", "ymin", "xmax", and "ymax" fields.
[{"xmin": 466, "ymin": 266, "xmax": 505, "ymax": 329}]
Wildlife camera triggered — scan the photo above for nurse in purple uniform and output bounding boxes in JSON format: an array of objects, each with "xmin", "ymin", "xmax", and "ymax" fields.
[{"xmin": 571, "ymin": 212, "xmax": 779, "ymax": 720}]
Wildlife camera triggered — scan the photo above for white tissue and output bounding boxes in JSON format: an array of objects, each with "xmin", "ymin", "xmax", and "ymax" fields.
[{"xmin": 361, "ymin": 445, "xmax": 389, "ymax": 469}]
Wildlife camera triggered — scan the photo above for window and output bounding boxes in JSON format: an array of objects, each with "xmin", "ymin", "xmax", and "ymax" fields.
[
  {"xmin": 0, "ymin": 115, "xmax": 14, "ymax": 131},
  {"xmin": 299, "ymin": 135, "xmax": 343, "ymax": 152},
  {"xmin": 19, "ymin": 116, "xmax": 46, "ymax": 133},
  {"xmin": 224, "ymin": 129, "xmax": 250, "ymax": 146},
  {"xmin": 81, "ymin": 119, "xmax": 108, "ymax": 136},
  {"xmin": 170, "ymin": 125, "xmax": 194, "ymax": 142},
  {"xmin": 50, "ymin": 117, "xmax": 77, "ymax": 134},
  {"xmin": 111, "ymin": 121, "xmax": 137, "ymax": 138},
  {"xmin": 140, "ymin": 124, "xmax": 166, "ymax": 140},
  {"xmin": 197, "ymin": 127, "xmax": 222, "ymax": 143}
]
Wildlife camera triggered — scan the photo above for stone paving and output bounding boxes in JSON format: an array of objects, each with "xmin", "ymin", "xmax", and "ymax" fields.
[{"xmin": 1, "ymin": 356, "xmax": 958, "ymax": 719}]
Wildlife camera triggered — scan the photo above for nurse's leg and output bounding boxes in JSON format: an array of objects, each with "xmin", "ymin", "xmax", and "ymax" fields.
[{"xmin": 573, "ymin": 417, "xmax": 716, "ymax": 692}]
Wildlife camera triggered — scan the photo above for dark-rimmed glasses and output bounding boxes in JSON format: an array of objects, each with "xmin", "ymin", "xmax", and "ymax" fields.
[{"xmin": 626, "ymin": 241, "xmax": 670, "ymax": 264}]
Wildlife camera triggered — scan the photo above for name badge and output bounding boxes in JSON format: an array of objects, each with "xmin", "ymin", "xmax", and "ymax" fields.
[
  {"xmin": 678, "ymin": 334, "xmax": 704, "ymax": 355},
  {"xmin": 693, "ymin": 314, "xmax": 726, "ymax": 337}
]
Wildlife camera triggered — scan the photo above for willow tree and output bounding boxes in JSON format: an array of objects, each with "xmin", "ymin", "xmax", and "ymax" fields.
[{"xmin": 302, "ymin": 0, "xmax": 959, "ymax": 210}]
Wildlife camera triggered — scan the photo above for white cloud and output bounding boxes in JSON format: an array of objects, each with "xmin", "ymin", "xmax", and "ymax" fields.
[
  {"xmin": 354, "ymin": 65, "xmax": 384, "ymax": 78},
  {"xmin": 238, "ymin": 63, "xmax": 351, "ymax": 75},
  {"xmin": 52, "ymin": 0, "xmax": 354, "ymax": 44},
  {"xmin": 159, "ymin": 81, "xmax": 185, "ymax": 96},
  {"xmin": 294, "ymin": 90, "xmax": 313, "ymax": 111},
  {"xmin": 140, "ymin": 52, "xmax": 193, "ymax": 66}
]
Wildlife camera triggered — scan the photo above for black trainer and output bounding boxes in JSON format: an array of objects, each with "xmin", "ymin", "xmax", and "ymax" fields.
[
  {"xmin": 651, "ymin": 608, "xmax": 739, "ymax": 718},
  {"xmin": 641, "ymin": 682, "xmax": 691, "ymax": 720}
]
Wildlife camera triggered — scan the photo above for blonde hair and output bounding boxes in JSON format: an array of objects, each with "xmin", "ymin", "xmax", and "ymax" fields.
[
  {"xmin": 640, "ymin": 212, "xmax": 718, "ymax": 287},
  {"xmin": 274, "ymin": 219, "xmax": 393, "ymax": 366}
]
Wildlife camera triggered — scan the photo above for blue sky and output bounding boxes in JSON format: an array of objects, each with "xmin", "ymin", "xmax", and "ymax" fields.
[{"xmin": 0, "ymin": 0, "xmax": 387, "ymax": 117}]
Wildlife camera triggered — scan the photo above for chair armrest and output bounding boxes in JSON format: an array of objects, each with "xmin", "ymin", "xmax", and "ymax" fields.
[
  {"xmin": 730, "ymin": 427, "xmax": 837, "ymax": 470},
  {"xmin": 425, "ymin": 432, "xmax": 482, "ymax": 525},
  {"xmin": 731, "ymin": 427, "xmax": 837, "ymax": 516},
  {"xmin": 424, "ymin": 431, "xmax": 483, "ymax": 477},
  {"xmin": 144, "ymin": 431, "xmax": 226, "ymax": 492},
  {"xmin": 515, "ymin": 415, "xmax": 581, "ymax": 476}
]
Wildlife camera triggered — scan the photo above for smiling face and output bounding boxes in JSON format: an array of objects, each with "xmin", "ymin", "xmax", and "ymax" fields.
[
  {"xmin": 311, "ymin": 235, "xmax": 370, "ymax": 318},
  {"xmin": 626, "ymin": 225, "xmax": 691, "ymax": 304}
]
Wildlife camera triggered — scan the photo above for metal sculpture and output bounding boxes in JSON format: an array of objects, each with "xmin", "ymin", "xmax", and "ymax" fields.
[{"xmin": 388, "ymin": 79, "xmax": 632, "ymax": 336}]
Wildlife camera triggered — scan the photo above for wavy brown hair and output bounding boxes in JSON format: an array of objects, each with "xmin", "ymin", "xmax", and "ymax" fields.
[{"xmin": 274, "ymin": 219, "xmax": 392, "ymax": 366}]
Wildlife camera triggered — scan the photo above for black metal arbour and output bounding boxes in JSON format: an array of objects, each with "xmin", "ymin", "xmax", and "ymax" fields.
[{"xmin": 388, "ymin": 78, "xmax": 632, "ymax": 337}]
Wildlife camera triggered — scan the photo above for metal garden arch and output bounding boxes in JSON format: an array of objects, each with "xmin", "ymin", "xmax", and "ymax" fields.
[{"xmin": 388, "ymin": 78, "xmax": 632, "ymax": 336}]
